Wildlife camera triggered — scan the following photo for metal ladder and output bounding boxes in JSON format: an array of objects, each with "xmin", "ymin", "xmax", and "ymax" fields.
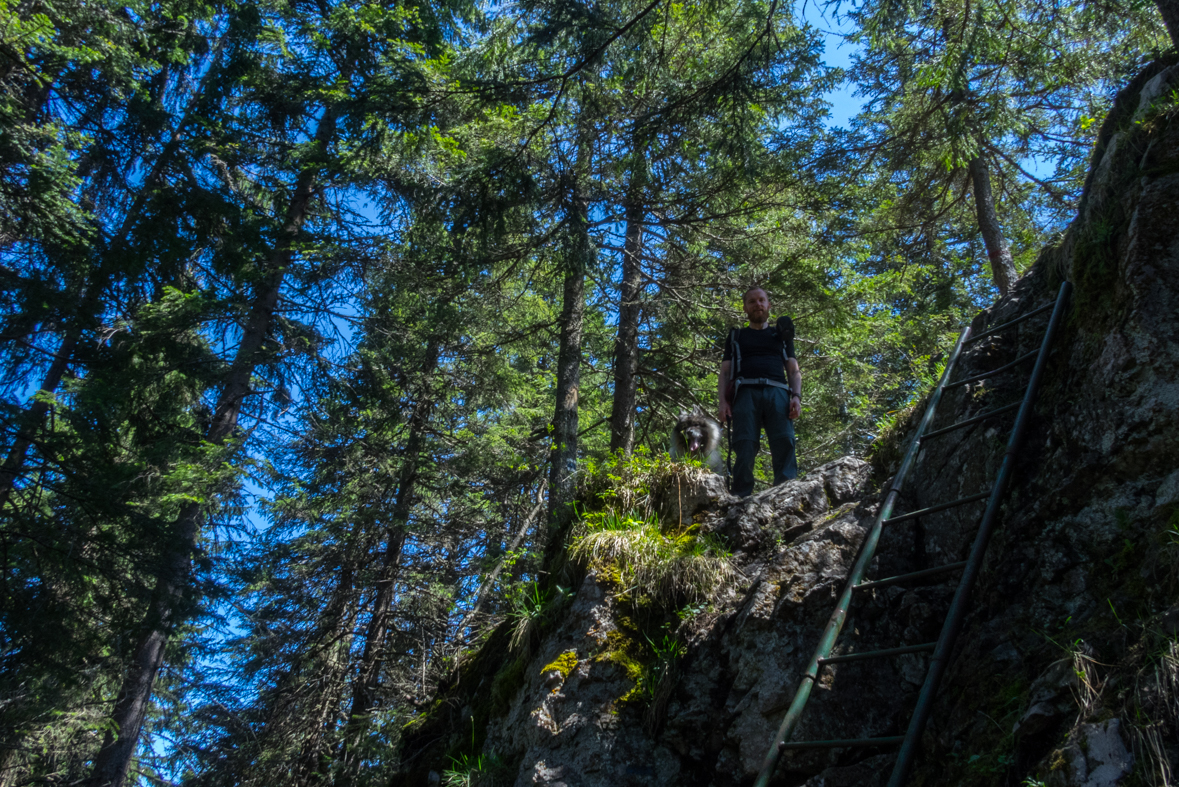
[{"xmin": 753, "ymin": 281, "xmax": 1072, "ymax": 787}]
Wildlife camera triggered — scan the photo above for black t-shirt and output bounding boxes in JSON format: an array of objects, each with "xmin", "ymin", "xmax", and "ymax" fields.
[{"xmin": 722, "ymin": 326, "xmax": 795, "ymax": 383}]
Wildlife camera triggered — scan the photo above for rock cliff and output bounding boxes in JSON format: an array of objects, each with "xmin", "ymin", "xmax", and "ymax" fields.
[{"xmin": 392, "ymin": 58, "xmax": 1179, "ymax": 787}]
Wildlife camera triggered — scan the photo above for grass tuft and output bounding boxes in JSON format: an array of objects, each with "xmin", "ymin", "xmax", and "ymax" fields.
[
  {"xmin": 576, "ymin": 446, "xmax": 714, "ymax": 525},
  {"xmin": 571, "ymin": 518, "xmax": 733, "ymax": 611},
  {"xmin": 505, "ymin": 581, "xmax": 571, "ymax": 656}
]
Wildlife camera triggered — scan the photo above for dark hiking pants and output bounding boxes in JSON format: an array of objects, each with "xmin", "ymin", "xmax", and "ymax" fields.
[{"xmin": 730, "ymin": 385, "xmax": 796, "ymax": 498}]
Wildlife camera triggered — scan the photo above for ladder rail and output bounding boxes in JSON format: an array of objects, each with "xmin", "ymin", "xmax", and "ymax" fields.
[
  {"xmin": 881, "ymin": 490, "xmax": 990, "ymax": 525},
  {"xmin": 855, "ymin": 561, "xmax": 967, "ymax": 592},
  {"xmin": 779, "ymin": 737, "xmax": 904, "ymax": 750},
  {"xmin": 963, "ymin": 300, "xmax": 1054, "ymax": 345},
  {"xmin": 886, "ymin": 280, "xmax": 1072, "ymax": 787},
  {"xmin": 945, "ymin": 349, "xmax": 1038, "ymax": 390},
  {"xmin": 818, "ymin": 642, "xmax": 936, "ymax": 666},
  {"xmin": 922, "ymin": 401, "xmax": 1020, "ymax": 440},
  {"xmin": 751, "ymin": 325, "xmax": 974, "ymax": 787}
]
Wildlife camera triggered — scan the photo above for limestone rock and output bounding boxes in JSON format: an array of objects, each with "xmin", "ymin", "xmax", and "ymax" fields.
[
  {"xmin": 654, "ymin": 468, "xmax": 732, "ymax": 528},
  {"xmin": 1049, "ymin": 720, "xmax": 1134, "ymax": 787}
]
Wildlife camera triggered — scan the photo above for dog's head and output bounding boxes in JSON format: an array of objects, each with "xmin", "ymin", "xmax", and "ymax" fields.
[
  {"xmin": 675, "ymin": 411, "xmax": 720, "ymax": 455},
  {"xmin": 684, "ymin": 425, "xmax": 707, "ymax": 453}
]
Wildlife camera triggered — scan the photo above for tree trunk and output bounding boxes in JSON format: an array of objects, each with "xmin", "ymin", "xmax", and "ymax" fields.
[
  {"xmin": 335, "ymin": 343, "xmax": 440, "ymax": 785},
  {"xmin": 291, "ymin": 564, "xmax": 358, "ymax": 783},
  {"xmin": 83, "ymin": 105, "xmax": 339, "ymax": 787},
  {"xmin": 969, "ymin": 155, "xmax": 1018, "ymax": 297},
  {"xmin": 546, "ymin": 165, "xmax": 590, "ymax": 537},
  {"xmin": 0, "ymin": 734, "xmax": 19, "ymax": 787},
  {"xmin": 608, "ymin": 194, "xmax": 644, "ymax": 455},
  {"xmin": 1157, "ymin": 0, "xmax": 1179, "ymax": 49}
]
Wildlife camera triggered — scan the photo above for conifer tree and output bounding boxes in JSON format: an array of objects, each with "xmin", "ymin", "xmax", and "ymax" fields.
[{"xmin": 847, "ymin": 0, "xmax": 1166, "ymax": 295}]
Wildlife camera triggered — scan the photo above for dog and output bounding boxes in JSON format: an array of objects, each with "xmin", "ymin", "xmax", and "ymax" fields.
[{"xmin": 670, "ymin": 411, "xmax": 725, "ymax": 475}]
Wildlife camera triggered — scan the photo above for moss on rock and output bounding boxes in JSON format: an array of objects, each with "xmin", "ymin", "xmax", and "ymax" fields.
[{"xmin": 540, "ymin": 650, "xmax": 579, "ymax": 681}]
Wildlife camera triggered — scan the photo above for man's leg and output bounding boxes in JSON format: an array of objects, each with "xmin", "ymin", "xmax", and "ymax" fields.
[
  {"xmin": 763, "ymin": 387, "xmax": 797, "ymax": 485},
  {"xmin": 729, "ymin": 387, "xmax": 760, "ymax": 497}
]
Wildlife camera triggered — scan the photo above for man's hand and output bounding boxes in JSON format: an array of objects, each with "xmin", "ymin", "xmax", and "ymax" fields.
[
  {"xmin": 788, "ymin": 395, "xmax": 801, "ymax": 420},
  {"xmin": 719, "ymin": 399, "xmax": 732, "ymax": 423}
]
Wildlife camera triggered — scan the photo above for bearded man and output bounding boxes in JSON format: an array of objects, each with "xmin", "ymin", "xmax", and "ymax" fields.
[{"xmin": 717, "ymin": 287, "xmax": 802, "ymax": 497}]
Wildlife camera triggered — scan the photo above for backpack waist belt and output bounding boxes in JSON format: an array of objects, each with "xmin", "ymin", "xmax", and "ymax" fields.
[{"xmin": 735, "ymin": 378, "xmax": 794, "ymax": 396}]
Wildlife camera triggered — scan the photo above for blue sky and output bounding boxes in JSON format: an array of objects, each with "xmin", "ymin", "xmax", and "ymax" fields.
[{"xmin": 800, "ymin": 0, "xmax": 864, "ymax": 128}]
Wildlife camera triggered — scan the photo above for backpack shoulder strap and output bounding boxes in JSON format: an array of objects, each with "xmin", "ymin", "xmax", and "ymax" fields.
[
  {"xmin": 774, "ymin": 316, "xmax": 795, "ymax": 364},
  {"xmin": 728, "ymin": 327, "xmax": 742, "ymax": 378},
  {"xmin": 774, "ymin": 327, "xmax": 789, "ymax": 364}
]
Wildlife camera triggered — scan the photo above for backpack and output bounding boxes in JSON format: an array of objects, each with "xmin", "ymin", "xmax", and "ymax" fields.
[{"xmin": 725, "ymin": 315, "xmax": 795, "ymax": 403}]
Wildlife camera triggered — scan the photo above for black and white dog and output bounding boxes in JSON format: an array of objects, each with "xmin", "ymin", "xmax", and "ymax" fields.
[{"xmin": 669, "ymin": 411, "xmax": 725, "ymax": 475}]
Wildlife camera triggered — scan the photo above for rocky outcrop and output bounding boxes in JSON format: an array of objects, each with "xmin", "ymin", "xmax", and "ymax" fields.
[
  {"xmin": 394, "ymin": 59, "xmax": 1179, "ymax": 787},
  {"xmin": 397, "ymin": 457, "xmax": 892, "ymax": 787}
]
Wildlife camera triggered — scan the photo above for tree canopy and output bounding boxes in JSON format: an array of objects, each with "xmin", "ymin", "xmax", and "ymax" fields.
[{"xmin": 0, "ymin": 0, "xmax": 1169, "ymax": 783}]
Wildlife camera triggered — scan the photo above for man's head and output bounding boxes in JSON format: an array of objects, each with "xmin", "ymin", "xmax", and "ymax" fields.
[{"xmin": 742, "ymin": 287, "xmax": 770, "ymax": 327}]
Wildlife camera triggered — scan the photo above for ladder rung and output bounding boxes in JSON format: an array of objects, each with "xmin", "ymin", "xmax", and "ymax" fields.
[
  {"xmin": 856, "ymin": 561, "xmax": 967, "ymax": 591},
  {"xmin": 964, "ymin": 301, "xmax": 1055, "ymax": 345},
  {"xmin": 818, "ymin": 642, "xmax": 936, "ymax": 666},
  {"xmin": 922, "ymin": 402, "xmax": 1020, "ymax": 439},
  {"xmin": 779, "ymin": 736, "xmax": 904, "ymax": 751},
  {"xmin": 946, "ymin": 350, "xmax": 1039, "ymax": 389},
  {"xmin": 883, "ymin": 491, "xmax": 990, "ymax": 525}
]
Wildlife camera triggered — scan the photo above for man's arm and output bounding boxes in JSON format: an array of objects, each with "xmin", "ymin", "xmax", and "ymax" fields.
[
  {"xmin": 786, "ymin": 357, "xmax": 801, "ymax": 420},
  {"xmin": 718, "ymin": 360, "xmax": 733, "ymax": 422}
]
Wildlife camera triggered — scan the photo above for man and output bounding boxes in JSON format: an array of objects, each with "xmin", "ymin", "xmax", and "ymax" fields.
[{"xmin": 718, "ymin": 287, "xmax": 802, "ymax": 497}]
